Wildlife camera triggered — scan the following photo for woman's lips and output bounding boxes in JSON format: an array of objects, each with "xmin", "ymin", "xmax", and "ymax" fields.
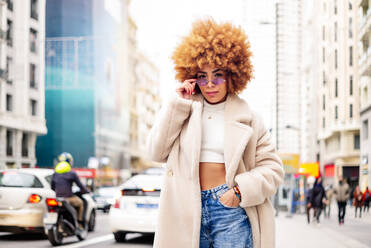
[{"xmin": 206, "ymin": 91, "xmax": 218, "ymax": 96}]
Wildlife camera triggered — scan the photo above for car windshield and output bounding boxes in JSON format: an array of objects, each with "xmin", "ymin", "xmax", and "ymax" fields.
[{"xmin": 0, "ymin": 171, "xmax": 43, "ymax": 188}]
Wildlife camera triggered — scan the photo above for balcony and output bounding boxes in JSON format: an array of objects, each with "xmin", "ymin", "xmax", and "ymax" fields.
[
  {"xmin": 359, "ymin": 8, "xmax": 371, "ymax": 40},
  {"xmin": 359, "ymin": 46, "xmax": 371, "ymax": 76}
]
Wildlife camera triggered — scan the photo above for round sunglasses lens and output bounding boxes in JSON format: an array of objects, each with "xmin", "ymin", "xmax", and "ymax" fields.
[
  {"xmin": 212, "ymin": 78, "xmax": 225, "ymax": 85},
  {"xmin": 197, "ymin": 79, "xmax": 208, "ymax": 86}
]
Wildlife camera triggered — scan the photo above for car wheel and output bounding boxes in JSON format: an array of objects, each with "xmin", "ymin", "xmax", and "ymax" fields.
[
  {"xmin": 113, "ymin": 231, "xmax": 126, "ymax": 242},
  {"xmin": 88, "ymin": 210, "xmax": 96, "ymax": 232}
]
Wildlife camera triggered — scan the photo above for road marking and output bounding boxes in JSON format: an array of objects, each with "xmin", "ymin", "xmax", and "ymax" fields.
[{"xmin": 59, "ymin": 234, "xmax": 113, "ymax": 248}]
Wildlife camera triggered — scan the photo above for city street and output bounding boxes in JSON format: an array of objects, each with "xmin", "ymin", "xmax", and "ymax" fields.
[
  {"xmin": 277, "ymin": 204, "xmax": 371, "ymax": 248},
  {"xmin": 0, "ymin": 211, "xmax": 153, "ymax": 248},
  {"xmin": 1, "ymin": 205, "xmax": 370, "ymax": 247}
]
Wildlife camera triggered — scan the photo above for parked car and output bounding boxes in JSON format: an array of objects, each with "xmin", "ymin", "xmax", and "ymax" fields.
[
  {"xmin": 93, "ymin": 186, "xmax": 120, "ymax": 213},
  {"xmin": 0, "ymin": 168, "xmax": 56, "ymax": 233},
  {"xmin": 109, "ymin": 167, "xmax": 164, "ymax": 242}
]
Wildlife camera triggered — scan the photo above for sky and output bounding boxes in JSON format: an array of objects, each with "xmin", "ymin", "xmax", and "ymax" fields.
[{"xmin": 130, "ymin": 0, "xmax": 276, "ymax": 128}]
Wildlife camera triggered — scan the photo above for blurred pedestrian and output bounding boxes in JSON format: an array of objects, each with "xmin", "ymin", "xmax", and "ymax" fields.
[
  {"xmin": 309, "ymin": 177, "xmax": 327, "ymax": 224},
  {"xmin": 146, "ymin": 18, "xmax": 284, "ymax": 248},
  {"xmin": 333, "ymin": 176, "xmax": 350, "ymax": 225},
  {"xmin": 324, "ymin": 184, "xmax": 333, "ymax": 218},
  {"xmin": 306, "ymin": 187, "xmax": 313, "ymax": 224},
  {"xmin": 363, "ymin": 187, "xmax": 370, "ymax": 213},
  {"xmin": 353, "ymin": 185, "xmax": 363, "ymax": 218}
]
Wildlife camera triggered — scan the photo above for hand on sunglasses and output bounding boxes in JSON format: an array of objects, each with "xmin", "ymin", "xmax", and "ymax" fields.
[{"xmin": 176, "ymin": 79, "xmax": 197, "ymax": 100}]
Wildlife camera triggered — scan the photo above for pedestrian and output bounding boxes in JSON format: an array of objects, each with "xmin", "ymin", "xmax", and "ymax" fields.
[
  {"xmin": 333, "ymin": 176, "xmax": 350, "ymax": 225},
  {"xmin": 353, "ymin": 185, "xmax": 363, "ymax": 218},
  {"xmin": 324, "ymin": 184, "xmax": 334, "ymax": 218},
  {"xmin": 306, "ymin": 187, "xmax": 313, "ymax": 224},
  {"xmin": 309, "ymin": 177, "xmax": 327, "ymax": 224},
  {"xmin": 363, "ymin": 186, "xmax": 370, "ymax": 213},
  {"xmin": 146, "ymin": 18, "xmax": 284, "ymax": 248}
]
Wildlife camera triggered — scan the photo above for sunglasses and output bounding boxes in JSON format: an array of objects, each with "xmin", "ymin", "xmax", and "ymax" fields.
[{"xmin": 196, "ymin": 77, "xmax": 226, "ymax": 86}]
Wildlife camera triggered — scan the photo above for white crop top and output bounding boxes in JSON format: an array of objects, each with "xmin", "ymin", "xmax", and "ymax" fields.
[{"xmin": 199, "ymin": 99, "xmax": 225, "ymax": 163}]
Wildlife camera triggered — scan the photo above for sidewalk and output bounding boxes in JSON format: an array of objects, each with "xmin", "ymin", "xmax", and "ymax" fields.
[{"xmin": 275, "ymin": 204, "xmax": 371, "ymax": 248}]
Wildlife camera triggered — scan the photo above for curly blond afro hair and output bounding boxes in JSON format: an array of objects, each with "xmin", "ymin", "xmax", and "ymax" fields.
[{"xmin": 172, "ymin": 18, "xmax": 253, "ymax": 95}]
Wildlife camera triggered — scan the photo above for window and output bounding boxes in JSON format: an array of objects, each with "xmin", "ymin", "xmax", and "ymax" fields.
[
  {"xmin": 22, "ymin": 133, "xmax": 28, "ymax": 157},
  {"xmin": 6, "ymin": 94, "xmax": 12, "ymax": 111},
  {"xmin": 335, "ymin": 78, "xmax": 338, "ymax": 97},
  {"xmin": 323, "ymin": 95, "xmax": 326, "ymax": 110},
  {"xmin": 349, "ymin": 2, "xmax": 352, "ymax": 10},
  {"xmin": 6, "ymin": 0, "xmax": 13, "ymax": 11},
  {"xmin": 334, "ymin": 22, "xmax": 337, "ymax": 42},
  {"xmin": 350, "ymin": 76, "xmax": 353, "ymax": 95},
  {"xmin": 6, "ymin": 130, "xmax": 13, "ymax": 156},
  {"xmin": 322, "ymin": 26, "xmax": 325, "ymax": 41},
  {"xmin": 7, "ymin": 19, "xmax": 13, "ymax": 47},
  {"xmin": 350, "ymin": 46, "xmax": 353, "ymax": 66},
  {"xmin": 31, "ymin": 0, "xmax": 38, "ymax": 20},
  {"xmin": 350, "ymin": 104, "xmax": 353, "ymax": 118},
  {"xmin": 363, "ymin": 119, "xmax": 369, "ymax": 140},
  {"xmin": 6, "ymin": 57, "xmax": 12, "ymax": 84},
  {"xmin": 334, "ymin": 0, "xmax": 337, "ymax": 14},
  {"xmin": 30, "ymin": 28, "xmax": 37, "ymax": 53},
  {"xmin": 322, "ymin": 117, "xmax": 326, "ymax": 128},
  {"xmin": 335, "ymin": 105, "xmax": 338, "ymax": 120},
  {"xmin": 323, "ymin": 71, "xmax": 326, "ymax": 85},
  {"xmin": 323, "ymin": 47, "xmax": 325, "ymax": 63},
  {"xmin": 0, "ymin": 172, "xmax": 43, "ymax": 188},
  {"xmin": 335, "ymin": 49, "xmax": 338, "ymax": 69},
  {"xmin": 354, "ymin": 134, "xmax": 360, "ymax": 150},
  {"xmin": 30, "ymin": 63, "xmax": 36, "ymax": 88},
  {"xmin": 30, "ymin": 99, "xmax": 37, "ymax": 116},
  {"xmin": 349, "ymin": 18, "xmax": 352, "ymax": 38}
]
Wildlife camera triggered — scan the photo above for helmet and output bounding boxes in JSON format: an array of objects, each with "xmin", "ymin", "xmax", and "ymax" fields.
[{"xmin": 57, "ymin": 152, "xmax": 74, "ymax": 166}]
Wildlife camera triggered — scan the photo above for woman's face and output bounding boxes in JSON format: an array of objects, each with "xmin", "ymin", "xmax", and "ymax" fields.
[{"xmin": 196, "ymin": 65, "xmax": 228, "ymax": 104}]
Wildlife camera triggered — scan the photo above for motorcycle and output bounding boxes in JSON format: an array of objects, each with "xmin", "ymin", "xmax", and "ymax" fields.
[{"xmin": 43, "ymin": 192, "xmax": 96, "ymax": 246}]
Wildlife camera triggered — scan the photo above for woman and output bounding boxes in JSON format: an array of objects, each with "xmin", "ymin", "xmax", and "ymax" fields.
[
  {"xmin": 146, "ymin": 19, "xmax": 284, "ymax": 248},
  {"xmin": 353, "ymin": 185, "xmax": 363, "ymax": 218},
  {"xmin": 363, "ymin": 186, "xmax": 370, "ymax": 213},
  {"xmin": 308, "ymin": 177, "xmax": 327, "ymax": 224}
]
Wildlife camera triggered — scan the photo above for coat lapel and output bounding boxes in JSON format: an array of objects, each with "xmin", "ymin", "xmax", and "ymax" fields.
[{"xmin": 224, "ymin": 95, "xmax": 254, "ymax": 186}]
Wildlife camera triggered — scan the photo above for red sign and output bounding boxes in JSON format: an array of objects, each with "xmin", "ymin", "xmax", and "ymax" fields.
[
  {"xmin": 73, "ymin": 168, "xmax": 96, "ymax": 178},
  {"xmin": 324, "ymin": 164, "xmax": 335, "ymax": 178}
]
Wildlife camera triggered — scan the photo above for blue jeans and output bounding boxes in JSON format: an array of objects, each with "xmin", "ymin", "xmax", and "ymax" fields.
[{"xmin": 200, "ymin": 184, "xmax": 253, "ymax": 248}]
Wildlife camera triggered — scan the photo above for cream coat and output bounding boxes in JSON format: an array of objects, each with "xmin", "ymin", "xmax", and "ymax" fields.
[{"xmin": 146, "ymin": 93, "xmax": 284, "ymax": 248}]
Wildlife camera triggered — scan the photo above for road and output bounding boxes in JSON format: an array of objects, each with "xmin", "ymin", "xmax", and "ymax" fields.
[
  {"xmin": 0, "ymin": 211, "xmax": 153, "ymax": 248},
  {"xmin": 1, "ymin": 205, "xmax": 371, "ymax": 247}
]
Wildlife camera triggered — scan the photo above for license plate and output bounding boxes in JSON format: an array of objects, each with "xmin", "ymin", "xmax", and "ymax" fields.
[
  {"xmin": 44, "ymin": 212, "xmax": 58, "ymax": 224},
  {"xmin": 136, "ymin": 203, "xmax": 158, "ymax": 209}
]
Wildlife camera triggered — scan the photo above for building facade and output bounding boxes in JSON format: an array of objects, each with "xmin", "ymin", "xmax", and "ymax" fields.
[
  {"xmin": 358, "ymin": 0, "xmax": 371, "ymax": 191},
  {"xmin": 317, "ymin": 0, "xmax": 360, "ymax": 188},
  {"xmin": 36, "ymin": 0, "xmax": 132, "ymax": 171},
  {"xmin": 134, "ymin": 52, "xmax": 161, "ymax": 170},
  {"xmin": 0, "ymin": 0, "xmax": 46, "ymax": 169}
]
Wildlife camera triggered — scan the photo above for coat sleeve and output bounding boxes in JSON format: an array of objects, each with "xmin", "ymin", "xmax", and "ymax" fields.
[
  {"xmin": 145, "ymin": 94, "xmax": 193, "ymax": 163},
  {"xmin": 235, "ymin": 114, "xmax": 284, "ymax": 208}
]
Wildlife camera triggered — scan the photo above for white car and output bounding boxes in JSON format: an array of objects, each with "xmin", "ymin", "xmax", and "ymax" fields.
[
  {"xmin": 109, "ymin": 168, "xmax": 164, "ymax": 242},
  {"xmin": 0, "ymin": 168, "xmax": 55, "ymax": 233}
]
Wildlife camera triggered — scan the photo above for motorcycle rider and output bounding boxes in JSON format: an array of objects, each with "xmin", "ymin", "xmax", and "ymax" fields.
[{"xmin": 51, "ymin": 152, "xmax": 89, "ymax": 228}]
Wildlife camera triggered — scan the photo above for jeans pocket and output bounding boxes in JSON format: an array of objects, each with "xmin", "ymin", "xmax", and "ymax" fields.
[{"xmin": 217, "ymin": 195, "xmax": 240, "ymax": 209}]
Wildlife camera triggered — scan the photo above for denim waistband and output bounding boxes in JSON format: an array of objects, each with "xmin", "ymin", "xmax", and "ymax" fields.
[{"xmin": 201, "ymin": 184, "xmax": 229, "ymax": 198}]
